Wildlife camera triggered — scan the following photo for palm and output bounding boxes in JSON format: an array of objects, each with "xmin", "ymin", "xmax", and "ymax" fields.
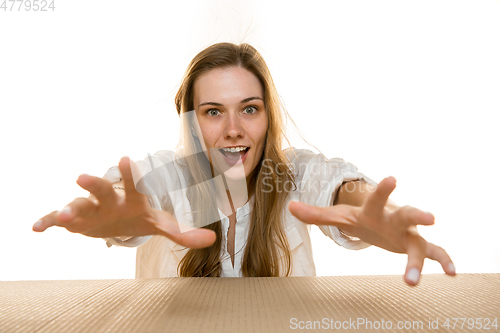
[
  {"xmin": 74, "ymin": 191, "xmax": 158, "ymax": 238},
  {"xmin": 327, "ymin": 204, "xmax": 410, "ymax": 254}
]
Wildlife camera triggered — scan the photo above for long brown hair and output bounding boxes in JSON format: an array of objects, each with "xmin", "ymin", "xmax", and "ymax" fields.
[{"xmin": 174, "ymin": 43, "xmax": 297, "ymax": 277}]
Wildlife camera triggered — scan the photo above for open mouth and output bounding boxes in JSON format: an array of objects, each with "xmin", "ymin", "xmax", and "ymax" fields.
[{"xmin": 218, "ymin": 147, "xmax": 250, "ymax": 164}]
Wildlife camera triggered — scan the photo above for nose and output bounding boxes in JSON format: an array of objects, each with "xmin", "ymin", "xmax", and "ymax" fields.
[{"xmin": 223, "ymin": 112, "xmax": 244, "ymax": 139}]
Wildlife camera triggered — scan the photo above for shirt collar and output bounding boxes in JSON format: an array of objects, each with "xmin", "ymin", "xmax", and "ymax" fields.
[{"xmin": 218, "ymin": 193, "xmax": 255, "ymax": 221}]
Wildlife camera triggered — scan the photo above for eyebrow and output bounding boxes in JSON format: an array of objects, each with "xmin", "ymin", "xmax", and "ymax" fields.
[{"xmin": 198, "ymin": 96, "xmax": 263, "ymax": 108}]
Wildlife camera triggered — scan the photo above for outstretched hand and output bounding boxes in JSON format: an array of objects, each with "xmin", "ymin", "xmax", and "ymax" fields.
[
  {"xmin": 288, "ymin": 177, "xmax": 455, "ymax": 286},
  {"xmin": 33, "ymin": 157, "xmax": 216, "ymax": 249}
]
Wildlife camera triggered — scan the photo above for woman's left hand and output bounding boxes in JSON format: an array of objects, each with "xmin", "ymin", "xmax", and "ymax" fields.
[{"xmin": 288, "ymin": 176, "xmax": 456, "ymax": 286}]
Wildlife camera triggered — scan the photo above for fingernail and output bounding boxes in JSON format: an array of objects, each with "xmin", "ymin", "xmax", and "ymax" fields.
[
  {"xmin": 406, "ymin": 268, "xmax": 420, "ymax": 284},
  {"xmin": 33, "ymin": 219, "xmax": 43, "ymax": 229},
  {"xmin": 78, "ymin": 174, "xmax": 91, "ymax": 181},
  {"xmin": 448, "ymin": 263, "xmax": 456, "ymax": 274},
  {"xmin": 60, "ymin": 206, "xmax": 72, "ymax": 216}
]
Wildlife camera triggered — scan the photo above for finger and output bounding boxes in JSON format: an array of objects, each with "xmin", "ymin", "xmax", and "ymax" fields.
[
  {"xmin": 175, "ymin": 228, "xmax": 217, "ymax": 249},
  {"xmin": 427, "ymin": 243, "xmax": 456, "ymax": 276},
  {"xmin": 389, "ymin": 205, "xmax": 435, "ymax": 228},
  {"xmin": 404, "ymin": 228, "xmax": 427, "ymax": 286},
  {"xmin": 287, "ymin": 201, "xmax": 353, "ymax": 227},
  {"xmin": 120, "ymin": 157, "xmax": 148, "ymax": 204},
  {"xmin": 55, "ymin": 197, "xmax": 98, "ymax": 223},
  {"xmin": 363, "ymin": 177, "xmax": 397, "ymax": 217},
  {"xmin": 77, "ymin": 174, "xmax": 118, "ymax": 208},
  {"xmin": 33, "ymin": 210, "xmax": 59, "ymax": 232},
  {"xmin": 152, "ymin": 210, "xmax": 216, "ymax": 249},
  {"xmin": 33, "ymin": 198, "xmax": 98, "ymax": 232}
]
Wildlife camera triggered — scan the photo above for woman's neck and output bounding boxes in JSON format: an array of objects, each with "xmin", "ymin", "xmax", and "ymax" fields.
[{"xmin": 214, "ymin": 174, "xmax": 253, "ymax": 217}]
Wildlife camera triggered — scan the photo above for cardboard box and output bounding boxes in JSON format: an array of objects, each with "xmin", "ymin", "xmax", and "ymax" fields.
[{"xmin": 1, "ymin": 274, "xmax": 498, "ymax": 332}]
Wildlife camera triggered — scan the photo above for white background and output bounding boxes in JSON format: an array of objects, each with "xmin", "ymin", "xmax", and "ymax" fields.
[{"xmin": 1, "ymin": 0, "xmax": 499, "ymax": 281}]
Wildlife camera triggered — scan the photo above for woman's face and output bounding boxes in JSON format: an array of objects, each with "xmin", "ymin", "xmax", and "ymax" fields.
[{"xmin": 193, "ymin": 66, "xmax": 268, "ymax": 184}]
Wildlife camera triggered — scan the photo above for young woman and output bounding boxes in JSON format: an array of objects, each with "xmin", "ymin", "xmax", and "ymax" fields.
[{"xmin": 33, "ymin": 43, "xmax": 455, "ymax": 285}]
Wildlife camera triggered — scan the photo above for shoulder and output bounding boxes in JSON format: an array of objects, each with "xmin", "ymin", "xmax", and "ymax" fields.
[
  {"xmin": 147, "ymin": 149, "xmax": 177, "ymax": 164},
  {"xmin": 283, "ymin": 147, "xmax": 347, "ymax": 166},
  {"xmin": 283, "ymin": 146, "xmax": 345, "ymax": 173},
  {"xmin": 128, "ymin": 149, "xmax": 190, "ymax": 195},
  {"xmin": 143, "ymin": 149, "xmax": 186, "ymax": 173},
  {"xmin": 283, "ymin": 147, "xmax": 316, "ymax": 161},
  {"xmin": 283, "ymin": 147, "xmax": 367, "ymax": 184},
  {"xmin": 283, "ymin": 147, "xmax": 319, "ymax": 170}
]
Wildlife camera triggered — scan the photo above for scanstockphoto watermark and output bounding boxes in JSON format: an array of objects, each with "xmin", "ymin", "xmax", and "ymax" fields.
[
  {"xmin": 261, "ymin": 158, "xmax": 360, "ymax": 178},
  {"xmin": 260, "ymin": 158, "xmax": 376, "ymax": 194},
  {"xmin": 290, "ymin": 317, "xmax": 425, "ymax": 330},
  {"xmin": 1, "ymin": 0, "xmax": 55, "ymax": 11},
  {"xmin": 290, "ymin": 317, "xmax": 499, "ymax": 331},
  {"xmin": 261, "ymin": 177, "xmax": 376, "ymax": 194}
]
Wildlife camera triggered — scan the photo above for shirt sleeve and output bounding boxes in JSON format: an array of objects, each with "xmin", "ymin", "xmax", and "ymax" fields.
[
  {"xmin": 285, "ymin": 147, "xmax": 377, "ymax": 250},
  {"xmin": 101, "ymin": 150, "xmax": 178, "ymax": 248}
]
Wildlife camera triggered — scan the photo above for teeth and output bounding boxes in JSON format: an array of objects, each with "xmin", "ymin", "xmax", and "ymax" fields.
[{"xmin": 221, "ymin": 147, "xmax": 247, "ymax": 153}]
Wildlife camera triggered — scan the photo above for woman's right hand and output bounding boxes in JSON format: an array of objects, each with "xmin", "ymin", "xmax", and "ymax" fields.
[{"xmin": 32, "ymin": 156, "xmax": 216, "ymax": 249}]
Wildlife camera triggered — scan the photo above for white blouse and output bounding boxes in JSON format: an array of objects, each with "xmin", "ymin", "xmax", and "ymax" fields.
[{"xmin": 102, "ymin": 147, "xmax": 377, "ymax": 278}]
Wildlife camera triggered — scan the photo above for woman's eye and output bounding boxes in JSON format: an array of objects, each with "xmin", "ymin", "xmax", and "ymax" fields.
[
  {"xmin": 244, "ymin": 106, "xmax": 258, "ymax": 114},
  {"xmin": 206, "ymin": 109, "xmax": 220, "ymax": 116}
]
